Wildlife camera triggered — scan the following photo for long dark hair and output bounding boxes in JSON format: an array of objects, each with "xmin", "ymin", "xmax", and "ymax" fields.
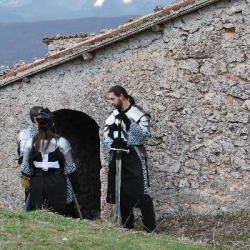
[
  {"xmin": 108, "ymin": 85, "xmax": 135, "ymax": 105},
  {"xmin": 30, "ymin": 109, "xmax": 58, "ymax": 159},
  {"xmin": 32, "ymin": 128, "xmax": 58, "ymax": 153}
]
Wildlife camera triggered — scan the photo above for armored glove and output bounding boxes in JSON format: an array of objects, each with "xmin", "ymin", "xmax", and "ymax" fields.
[
  {"xmin": 115, "ymin": 113, "xmax": 131, "ymax": 130},
  {"xmin": 107, "ymin": 123, "xmax": 117, "ymax": 139}
]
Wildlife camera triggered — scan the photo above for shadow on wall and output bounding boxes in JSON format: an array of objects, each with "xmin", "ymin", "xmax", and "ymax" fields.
[{"xmin": 53, "ymin": 109, "xmax": 101, "ymax": 220}]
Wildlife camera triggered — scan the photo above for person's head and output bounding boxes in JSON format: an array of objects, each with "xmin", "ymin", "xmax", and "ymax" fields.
[
  {"xmin": 32, "ymin": 108, "xmax": 56, "ymax": 153},
  {"xmin": 107, "ymin": 85, "xmax": 135, "ymax": 110},
  {"xmin": 36, "ymin": 108, "xmax": 55, "ymax": 132},
  {"xmin": 29, "ymin": 106, "xmax": 43, "ymax": 126}
]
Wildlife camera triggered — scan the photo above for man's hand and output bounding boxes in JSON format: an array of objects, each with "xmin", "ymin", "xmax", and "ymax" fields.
[
  {"xmin": 111, "ymin": 138, "xmax": 127, "ymax": 149},
  {"xmin": 115, "ymin": 113, "xmax": 131, "ymax": 130}
]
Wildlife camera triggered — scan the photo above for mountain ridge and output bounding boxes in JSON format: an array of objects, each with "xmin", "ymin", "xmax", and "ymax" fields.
[
  {"xmin": 0, "ymin": 16, "xmax": 137, "ymax": 67},
  {"xmin": 0, "ymin": 0, "xmax": 172, "ymax": 23}
]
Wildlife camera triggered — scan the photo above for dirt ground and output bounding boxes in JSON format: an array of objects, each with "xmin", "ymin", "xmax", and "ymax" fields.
[{"xmin": 135, "ymin": 214, "xmax": 250, "ymax": 249}]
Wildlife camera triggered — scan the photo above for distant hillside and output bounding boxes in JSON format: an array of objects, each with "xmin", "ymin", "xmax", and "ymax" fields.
[
  {"xmin": 0, "ymin": 0, "xmax": 172, "ymax": 23},
  {"xmin": 0, "ymin": 16, "xmax": 137, "ymax": 66}
]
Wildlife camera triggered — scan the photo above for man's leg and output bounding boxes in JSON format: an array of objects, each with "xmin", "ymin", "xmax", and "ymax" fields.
[
  {"xmin": 139, "ymin": 195, "xmax": 156, "ymax": 233},
  {"xmin": 24, "ymin": 191, "xmax": 31, "ymax": 212},
  {"xmin": 120, "ymin": 206, "xmax": 134, "ymax": 229}
]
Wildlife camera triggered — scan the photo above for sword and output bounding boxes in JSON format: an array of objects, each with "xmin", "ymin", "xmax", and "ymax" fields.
[
  {"xmin": 72, "ymin": 191, "xmax": 83, "ymax": 220},
  {"xmin": 110, "ymin": 119, "xmax": 129, "ymax": 225}
]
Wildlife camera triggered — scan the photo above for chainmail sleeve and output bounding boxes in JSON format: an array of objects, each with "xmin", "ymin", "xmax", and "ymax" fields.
[
  {"xmin": 58, "ymin": 137, "xmax": 77, "ymax": 174},
  {"xmin": 101, "ymin": 135, "xmax": 114, "ymax": 164},
  {"xmin": 20, "ymin": 138, "xmax": 34, "ymax": 177},
  {"xmin": 127, "ymin": 115, "xmax": 150, "ymax": 146},
  {"xmin": 58, "ymin": 137, "xmax": 78, "ymax": 203}
]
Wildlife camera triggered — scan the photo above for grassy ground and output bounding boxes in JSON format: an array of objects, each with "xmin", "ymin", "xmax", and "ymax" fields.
[{"xmin": 0, "ymin": 208, "xmax": 217, "ymax": 250}]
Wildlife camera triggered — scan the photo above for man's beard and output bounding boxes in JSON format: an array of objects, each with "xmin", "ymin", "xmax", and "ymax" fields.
[{"xmin": 114, "ymin": 99, "xmax": 122, "ymax": 110}]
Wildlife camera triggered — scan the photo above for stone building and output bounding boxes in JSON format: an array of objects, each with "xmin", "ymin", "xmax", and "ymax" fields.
[{"xmin": 0, "ymin": 0, "xmax": 249, "ymax": 221}]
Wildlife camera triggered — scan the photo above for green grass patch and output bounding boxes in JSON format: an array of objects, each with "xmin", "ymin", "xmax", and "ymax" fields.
[{"xmin": 0, "ymin": 208, "xmax": 215, "ymax": 250}]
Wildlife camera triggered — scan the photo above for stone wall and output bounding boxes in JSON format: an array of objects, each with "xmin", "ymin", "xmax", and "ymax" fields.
[{"xmin": 0, "ymin": 0, "xmax": 249, "ymax": 219}]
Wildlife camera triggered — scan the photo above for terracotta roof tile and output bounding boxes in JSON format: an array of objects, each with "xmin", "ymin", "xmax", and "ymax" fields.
[{"xmin": 0, "ymin": 0, "xmax": 220, "ymax": 87}]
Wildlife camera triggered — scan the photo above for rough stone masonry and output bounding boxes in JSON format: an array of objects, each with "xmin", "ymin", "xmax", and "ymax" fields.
[{"xmin": 0, "ymin": 0, "xmax": 249, "ymax": 221}]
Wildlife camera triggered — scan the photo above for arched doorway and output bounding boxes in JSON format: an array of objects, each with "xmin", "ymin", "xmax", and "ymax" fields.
[{"xmin": 53, "ymin": 109, "xmax": 101, "ymax": 219}]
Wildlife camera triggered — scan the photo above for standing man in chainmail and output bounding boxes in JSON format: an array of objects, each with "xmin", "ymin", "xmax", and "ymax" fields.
[
  {"xmin": 102, "ymin": 85, "xmax": 156, "ymax": 233},
  {"xmin": 17, "ymin": 106, "xmax": 44, "ymax": 211}
]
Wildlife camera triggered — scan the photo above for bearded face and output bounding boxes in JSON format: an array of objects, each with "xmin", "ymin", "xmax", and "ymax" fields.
[{"xmin": 107, "ymin": 92, "xmax": 122, "ymax": 109}]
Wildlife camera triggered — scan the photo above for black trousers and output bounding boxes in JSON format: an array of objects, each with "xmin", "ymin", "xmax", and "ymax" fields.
[
  {"xmin": 24, "ymin": 190, "xmax": 31, "ymax": 212},
  {"xmin": 120, "ymin": 195, "xmax": 156, "ymax": 233},
  {"xmin": 30, "ymin": 173, "xmax": 67, "ymax": 216}
]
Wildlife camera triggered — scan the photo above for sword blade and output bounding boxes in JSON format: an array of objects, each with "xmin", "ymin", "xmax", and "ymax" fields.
[
  {"xmin": 115, "ymin": 150, "xmax": 122, "ymax": 225},
  {"xmin": 72, "ymin": 191, "xmax": 83, "ymax": 220}
]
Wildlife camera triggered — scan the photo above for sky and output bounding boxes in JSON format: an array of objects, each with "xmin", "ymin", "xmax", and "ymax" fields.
[
  {"xmin": 94, "ymin": 0, "xmax": 133, "ymax": 7},
  {"xmin": 0, "ymin": 0, "xmax": 174, "ymax": 67},
  {"xmin": 0, "ymin": 0, "xmax": 174, "ymax": 23}
]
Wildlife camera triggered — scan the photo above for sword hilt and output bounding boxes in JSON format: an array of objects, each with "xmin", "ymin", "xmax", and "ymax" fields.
[{"xmin": 110, "ymin": 148, "xmax": 130, "ymax": 153}]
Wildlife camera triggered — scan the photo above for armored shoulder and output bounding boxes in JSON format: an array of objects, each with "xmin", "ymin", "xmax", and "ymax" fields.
[
  {"xmin": 23, "ymin": 138, "xmax": 33, "ymax": 150},
  {"xmin": 125, "ymin": 105, "xmax": 151, "ymax": 124},
  {"xmin": 105, "ymin": 109, "xmax": 119, "ymax": 126},
  {"xmin": 58, "ymin": 137, "xmax": 72, "ymax": 155},
  {"xmin": 17, "ymin": 128, "xmax": 31, "ymax": 143}
]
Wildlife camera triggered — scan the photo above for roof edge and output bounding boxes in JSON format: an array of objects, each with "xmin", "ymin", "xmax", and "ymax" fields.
[{"xmin": 0, "ymin": 0, "xmax": 221, "ymax": 88}]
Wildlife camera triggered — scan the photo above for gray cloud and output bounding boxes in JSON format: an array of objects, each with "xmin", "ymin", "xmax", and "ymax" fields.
[{"xmin": 0, "ymin": 0, "xmax": 31, "ymax": 8}]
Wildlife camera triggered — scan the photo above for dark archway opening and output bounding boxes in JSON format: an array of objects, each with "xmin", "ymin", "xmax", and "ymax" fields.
[{"xmin": 53, "ymin": 109, "xmax": 101, "ymax": 219}]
